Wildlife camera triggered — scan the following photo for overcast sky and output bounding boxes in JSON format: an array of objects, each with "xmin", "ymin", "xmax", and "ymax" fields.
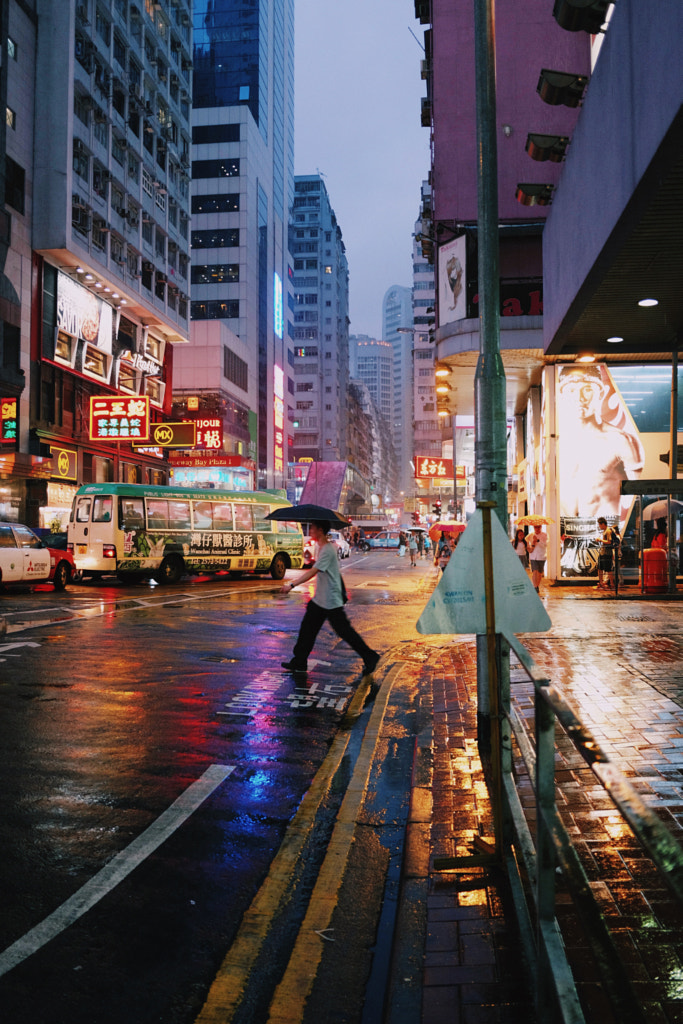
[{"xmin": 294, "ymin": 0, "xmax": 430, "ymax": 339}]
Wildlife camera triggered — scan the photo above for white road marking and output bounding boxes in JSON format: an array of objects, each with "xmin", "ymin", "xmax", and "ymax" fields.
[
  {"xmin": 1, "ymin": 584, "xmax": 277, "ymax": 635},
  {"xmin": 0, "ymin": 764, "xmax": 235, "ymax": 978}
]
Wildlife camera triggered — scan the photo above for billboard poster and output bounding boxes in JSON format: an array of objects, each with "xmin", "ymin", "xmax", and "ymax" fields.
[
  {"xmin": 556, "ymin": 363, "xmax": 644, "ymax": 576},
  {"xmin": 438, "ymin": 235, "xmax": 467, "ymax": 327},
  {"xmin": 57, "ymin": 272, "xmax": 112, "ymax": 352}
]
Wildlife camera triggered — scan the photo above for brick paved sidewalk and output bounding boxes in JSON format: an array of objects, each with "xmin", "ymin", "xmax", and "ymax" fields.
[
  {"xmin": 412, "ymin": 640, "xmax": 537, "ymax": 1024},
  {"xmin": 406, "ymin": 579, "xmax": 683, "ymax": 1023}
]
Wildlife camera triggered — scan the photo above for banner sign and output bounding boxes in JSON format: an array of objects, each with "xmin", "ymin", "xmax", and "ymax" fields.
[
  {"xmin": 90, "ymin": 396, "xmax": 150, "ymax": 441},
  {"xmin": 1, "ymin": 398, "xmax": 17, "ymax": 443},
  {"xmin": 168, "ymin": 452, "xmax": 255, "ymax": 469},
  {"xmin": 49, "ymin": 445, "xmax": 78, "ymax": 481},
  {"xmin": 148, "ymin": 421, "xmax": 196, "ymax": 448},
  {"xmin": 182, "ymin": 417, "xmax": 223, "ymax": 450},
  {"xmin": 57, "ymin": 272, "xmax": 112, "ymax": 351},
  {"xmin": 415, "ymin": 456, "xmax": 454, "ymax": 481}
]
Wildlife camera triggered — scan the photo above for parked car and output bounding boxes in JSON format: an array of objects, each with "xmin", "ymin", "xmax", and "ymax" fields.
[
  {"xmin": 328, "ymin": 530, "xmax": 351, "ymax": 559},
  {"xmin": 0, "ymin": 523, "xmax": 77, "ymax": 591},
  {"xmin": 367, "ymin": 530, "xmax": 401, "ymax": 549}
]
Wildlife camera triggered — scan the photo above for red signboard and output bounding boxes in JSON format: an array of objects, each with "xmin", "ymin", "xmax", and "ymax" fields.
[
  {"xmin": 415, "ymin": 456, "xmax": 454, "ymax": 481},
  {"xmin": 1, "ymin": 398, "xmax": 17, "ymax": 443},
  {"xmin": 89, "ymin": 396, "xmax": 150, "ymax": 442}
]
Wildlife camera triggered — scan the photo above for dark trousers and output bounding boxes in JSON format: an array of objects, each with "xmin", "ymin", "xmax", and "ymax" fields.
[{"xmin": 292, "ymin": 600, "xmax": 375, "ymax": 666}]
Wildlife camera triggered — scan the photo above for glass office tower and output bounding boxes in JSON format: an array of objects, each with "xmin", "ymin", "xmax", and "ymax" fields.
[{"xmin": 181, "ymin": 0, "xmax": 295, "ymax": 488}]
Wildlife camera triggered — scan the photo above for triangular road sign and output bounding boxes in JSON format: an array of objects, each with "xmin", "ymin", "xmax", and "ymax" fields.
[{"xmin": 417, "ymin": 510, "xmax": 552, "ymax": 635}]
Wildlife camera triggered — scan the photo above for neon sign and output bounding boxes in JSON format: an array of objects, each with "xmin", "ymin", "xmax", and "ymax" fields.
[
  {"xmin": 89, "ymin": 396, "xmax": 150, "ymax": 441},
  {"xmin": 1, "ymin": 398, "xmax": 17, "ymax": 443},
  {"xmin": 274, "ymin": 273, "xmax": 283, "ymax": 339},
  {"xmin": 273, "ymin": 364, "xmax": 284, "ymax": 476}
]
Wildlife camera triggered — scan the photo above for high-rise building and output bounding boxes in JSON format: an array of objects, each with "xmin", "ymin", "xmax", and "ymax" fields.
[
  {"xmin": 1, "ymin": 0, "xmax": 194, "ymax": 526},
  {"xmin": 175, "ymin": 0, "xmax": 296, "ymax": 489},
  {"xmin": 382, "ymin": 284, "xmax": 413, "ymax": 495},
  {"xmin": 412, "ymin": 188, "xmax": 439, "ymax": 463},
  {"xmin": 289, "ymin": 174, "xmax": 349, "ymax": 464},
  {"xmin": 350, "ymin": 335, "xmax": 393, "ymax": 427}
]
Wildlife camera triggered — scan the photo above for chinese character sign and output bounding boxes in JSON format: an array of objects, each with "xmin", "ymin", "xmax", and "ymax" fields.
[
  {"xmin": 1, "ymin": 398, "xmax": 17, "ymax": 443},
  {"xmin": 89, "ymin": 396, "xmax": 150, "ymax": 441},
  {"xmin": 194, "ymin": 418, "xmax": 223, "ymax": 450},
  {"xmin": 415, "ymin": 456, "xmax": 454, "ymax": 481}
]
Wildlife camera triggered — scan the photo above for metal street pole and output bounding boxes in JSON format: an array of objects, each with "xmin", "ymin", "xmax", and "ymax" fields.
[{"xmin": 473, "ymin": 0, "xmax": 507, "ymax": 728}]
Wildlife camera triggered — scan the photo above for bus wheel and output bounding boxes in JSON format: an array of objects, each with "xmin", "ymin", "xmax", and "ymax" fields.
[
  {"xmin": 270, "ymin": 553, "xmax": 287, "ymax": 580},
  {"xmin": 156, "ymin": 555, "xmax": 184, "ymax": 585},
  {"xmin": 52, "ymin": 561, "xmax": 71, "ymax": 591}
]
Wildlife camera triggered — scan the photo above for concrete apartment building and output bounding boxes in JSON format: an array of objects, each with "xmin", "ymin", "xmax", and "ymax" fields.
[
  {"xmin": 382, "ymin": 283, "xmax": 413, "ymax": 496},
  {"xmin": 2, "ymin": 0, "xmax": 194, "ymax": 527},
  {"xmin": 288, "ymin": 173, "xmax": 349, "ymax": 465},
  {"xmin": 411, "ymin": 185, "xmax": 439, "ymax": 467}
]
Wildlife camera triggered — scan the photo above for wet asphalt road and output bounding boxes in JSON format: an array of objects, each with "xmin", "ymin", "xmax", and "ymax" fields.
[{"xmin": 0, "ymin": 552, "xmax": 426, "ymax": 1024}]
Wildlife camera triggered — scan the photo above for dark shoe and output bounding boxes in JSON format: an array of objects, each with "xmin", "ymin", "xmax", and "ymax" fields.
[
  {"xmin": 281, "ymin": 659, "xmax": 307, "ymax": 673},
  {"xmin": 362, "ymin": 651, "xmax": 380, "ymax": 676}
]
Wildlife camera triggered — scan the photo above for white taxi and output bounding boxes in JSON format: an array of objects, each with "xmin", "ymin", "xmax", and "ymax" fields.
[{"xmin": 0, "ymin": 523, "xmax": 75, "ymax": 591}]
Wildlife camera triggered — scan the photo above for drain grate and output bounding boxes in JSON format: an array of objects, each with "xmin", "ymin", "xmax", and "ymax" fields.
[{"xmin": 617, "ymin": 614, "xmax": 656, "ymax": 622}]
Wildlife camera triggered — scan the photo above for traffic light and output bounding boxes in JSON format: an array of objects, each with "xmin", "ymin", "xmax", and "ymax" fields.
[
  {"xmin": 432, "ymin": 499, "xmax": 442, "ymax": 519},
  {"xmin": 411, "ymin": 511, "xmax": 420, "ymax": 525}
]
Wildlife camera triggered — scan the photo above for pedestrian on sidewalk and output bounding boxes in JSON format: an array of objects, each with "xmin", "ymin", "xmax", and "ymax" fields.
[
  {"xmin": 526, "ymin": 523, "xmax": 548, "ymax": 593},
  {"xmin": 512, "ymin": 528, "xmax": 529, "ymax": 569},
  {"xmin": 398, "ymin": 531, "xmax": 407, "ymax": 557},
  {"xmin": 409, "ymin": 531, "xmax": 418, "ymax": 567},
  {"xmin": 279, "ymin": 520, "xmax": 380, "ymax": 677},
  {"xmin": 417, "ymin": 531, "xmax": 425, "ymax": 559},
  {"xmin": 652, "ymin": 518, "xmax": 668, "ymax": 550},
  {"xmin": 596, "ymin": 516, "xmax": 619, "ymax": 590}
]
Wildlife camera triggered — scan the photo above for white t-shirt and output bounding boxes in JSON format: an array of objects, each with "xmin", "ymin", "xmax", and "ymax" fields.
[
  {"xmin": 313, "ymin": 541, "xmax": 344, "ymax": 609},
  {"xmin": 528, "ymin": 531, "xmax": 547, "ymax": 561}
]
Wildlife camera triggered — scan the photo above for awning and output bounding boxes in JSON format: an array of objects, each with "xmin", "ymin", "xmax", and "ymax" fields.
[{"xmin": 0, "ymin": 452, "xmax": 53, "ymax": 479}]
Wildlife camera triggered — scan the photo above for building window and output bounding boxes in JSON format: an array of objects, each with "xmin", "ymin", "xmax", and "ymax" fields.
[
  {"xmin": 191, "ymin": 158, "xmax": 240, "ymax": 178},
  {"xmin": 6, "ymin": 107, "xmax": 16, "ymax": 130},
  {"xmin": 5, "ymin": 157, "xmax": 25, "ymax": 215},
  {"xmin": 224, "ymin": 346, "xmax": 248, "ymax": 391},
  {"xmin": 192, "ymin": 123, "xmax": 240, "ymax": 145},
  {"xmin": 92, "ymin": 217, "xmax": 108, "ymax": 251},
  {"xmin": 7, "ymin": 37, "xmax": 17, "ymax": 60},
  {"xmin": 191, "ymin": 194, "xmax": 239, "ymax": 214},
  {"xmin": 142, "ymin": 167, "xmax": 154, "ymax": 197},
  {"xmin": 72, "ymin": 141, "xmax": 89, "ymax": 181},
  {"xmin": 191, "ymin": 264, "xmax": 239, "ymax": 285},
  {"xmin": 191, "ymin": 228, "xmax": 239, "ymax": 249},
  {"xmin": 191, "ymin": 300, "xmax": 239, "ymax": 320}
]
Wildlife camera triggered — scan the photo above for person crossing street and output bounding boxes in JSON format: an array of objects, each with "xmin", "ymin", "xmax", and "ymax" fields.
[{"xmin": 279, "ymin": 520, "xmax": 380, "ymax": 677}]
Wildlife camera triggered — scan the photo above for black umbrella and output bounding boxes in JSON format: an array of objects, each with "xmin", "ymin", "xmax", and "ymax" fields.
[{"xmin": 265, "ymin": 503, "xmax": 350, "ymax": 526}]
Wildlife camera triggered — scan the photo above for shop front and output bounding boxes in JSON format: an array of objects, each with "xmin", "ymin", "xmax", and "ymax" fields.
[
  {"xmin": 168, "ymin": 452, "xmax": 256, "ymax": 491},
  {"xmin": 520, "ymin": 362, "xmax": 683, "ymax": 586}
]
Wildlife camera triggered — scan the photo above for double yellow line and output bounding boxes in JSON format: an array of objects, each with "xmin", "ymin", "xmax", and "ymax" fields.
[{"xmin": 195, "ymin": 666, "xmax": 399, "ymax": 1024}]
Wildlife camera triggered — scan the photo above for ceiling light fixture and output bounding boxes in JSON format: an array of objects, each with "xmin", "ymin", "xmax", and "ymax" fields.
[
  {"xmin": 576, "ymin": 354, "xmax": 595, "ymax": 363},
  {"xmin": 638, "ymin": 298, "xmax": 658, "ymax": 307},
  {"xmin": 607, "ymin": 336, "xmax": 624, "ymax": 344}
]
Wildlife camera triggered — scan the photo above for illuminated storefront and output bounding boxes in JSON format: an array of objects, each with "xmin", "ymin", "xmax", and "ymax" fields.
[
  {"xmin": 168, "ymin": 452, "xmax": 255, "ymax": 490},
  {"xmin": 521, "ymin": 362, "xmax": 683, "ymax": 583}
]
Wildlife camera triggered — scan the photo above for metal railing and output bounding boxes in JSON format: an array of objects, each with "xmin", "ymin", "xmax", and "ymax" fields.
[
  {"xmin": 435, "ymin": 505, "xmax": 683, "ymax": 1022},
  {"xmin": 499, "ymin": 631, "xmax": 683, "ymax": 1023}
]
